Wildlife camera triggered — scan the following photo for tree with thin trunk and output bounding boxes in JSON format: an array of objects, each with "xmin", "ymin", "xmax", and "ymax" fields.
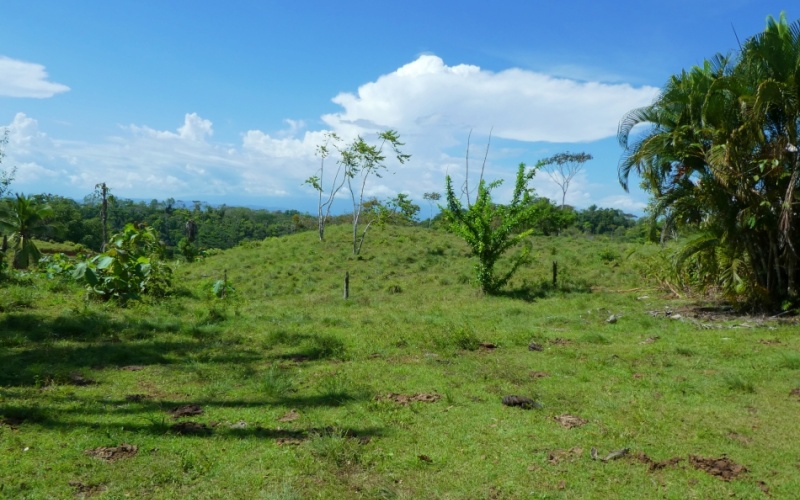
[
  {"xmin": 539, "ymin": 152, "xmax": 593, "ymax": 208},
  {"xmin": 423, "ymin": 192, "xmax": 441, "ymax": 227},
  {"xmin": 0, "ymin": 130, "xmax": 15, "ymax": 199},
  {"xmin": 341, "ymin": 130, "xmax": 410, "ymax": 255},
  {"xmin": 305, "ymin": 132, "xmax": 345, "ymax": 241}
]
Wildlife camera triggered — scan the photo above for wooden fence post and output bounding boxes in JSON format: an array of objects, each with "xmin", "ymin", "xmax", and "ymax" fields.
[
  {"xmin": 343, "ymin": 271, "xmax": 350, "ymax": 299},
  {"xmin": 552, "ymin": 261, "xmax": 558, "ymax": 288}
]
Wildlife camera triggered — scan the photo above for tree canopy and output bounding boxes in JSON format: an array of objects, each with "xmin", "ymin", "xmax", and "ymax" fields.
[{"xmin": 618, "ymin": 13, "xmax": 800, "ymax": 309}]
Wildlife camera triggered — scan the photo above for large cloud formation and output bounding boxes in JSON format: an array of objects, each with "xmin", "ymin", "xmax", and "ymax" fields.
[
  {"xmin": 3, "ymin": 55, "xmax": 658, "ymax": 211},
  {"xmin": 323, "ymin": 55, "xmax": 657, "ymax": 143},
  {"xmin": 0, "ymin": 56, "xmax": 70, "ymax": 98}
]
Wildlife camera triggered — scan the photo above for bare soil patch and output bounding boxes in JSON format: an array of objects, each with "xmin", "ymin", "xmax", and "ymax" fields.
[
  {"xmin": 549, "ymin": 338, "xmax": 573, "ymax": 346},
  {"xmin": 68, "ymin": 481, "xmax": 106, "ymax": 497},
  {"xmin": 689, "ymin": 455, "xmax": 747, "ymax": 481},
  {"xmin": 120, "ymin": 365, "xmax": 145, "ymax": 371},
  {"xmin": 277, "ymin": 409, "xmax": 300, "ymax": 422},
  {"xmin": 501, "ymin": 395, "xmax": 541, "ymax": 409},
  {"xmin": 547, "ymin": 447, "xmax": 583, "ymax": 464},
  {"xmin": 84, "ymin": 444, "xmax": 138, "ymax": 462},
  {"xmin": 170, "ymin": 421, "xmax": 212, "ymax": 436},
  {"xmin": 632, "ymin": 451, "xmax": 684, "ymax": 471},
  {"xmin": 529, "ymin": 371, "xmax": 550, "ymax": 379},
  {"xmin": 377, "ymin": 393, "xmax": 441, "ymax": 405},
  {"xmin": 553, "ymin": 414, "xmax": 587, "ymax": 429},
  {"xmin": 169, "ymin": 404, "xmax": 203, "ymax": 419},
  {"xmin": 68, "ymin": 373, "xmax": 95, "ymax": 386}
]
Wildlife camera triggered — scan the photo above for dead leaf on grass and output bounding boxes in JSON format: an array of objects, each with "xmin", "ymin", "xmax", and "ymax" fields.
[
  {"xmin": 277, "ymin": 410, "xmax": 300, "ymax": 422},
  {"xmin": 169, "ymin": 404, "xmax": 203, "ymax": 419},
  {"xmin": 554, "ymin": 414, "xmax": 587, "ymax": 429},
  {"xmin": 170, "ymin": 421, "xmax": 212, "ymax": 436},
  {"xmin": 689, "ymin": 455, "xmax": 748, "ymax": 481},
  {"xmin": 84, "ymin": 443, "xmax": 138, "ymax": 462},
  {"xmin": 501, "ymin": 395, "xmax": 542, "ymax": 409}
]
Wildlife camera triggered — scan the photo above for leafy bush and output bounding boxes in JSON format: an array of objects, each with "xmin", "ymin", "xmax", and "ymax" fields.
[{"xmin": 73, "ymin": 223, "xmax": 172, "ymax": 303}]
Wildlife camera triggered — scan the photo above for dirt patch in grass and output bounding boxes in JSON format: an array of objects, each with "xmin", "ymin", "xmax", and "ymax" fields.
[
  {"xmin": 120, "ymin": 365, "xmax": 145, "ymax": 371},
  {"xmin": 529, "ymin": 371, "xmax": 550, "ymax": 379},
  {"xmin": 68, "ymin": 481, "xmax": 106, "ymax": 497},
  {"xmin": 502, "ymin": 395, "xmax": 541, "ymax": 409},
  {"xmin": 169, "ymin": 404, "xmax": 203, "ymax": 418},
  {"xmin": 528, "ymin": 342, "xmax": 544, "ymax": 351},
  {"xmin": 553, "ymin": 414, "xmax": 587, "ymax": 429},
  {"xmin": 84, "ymin": 444, "xmax": 138, "ymax": 462},
  {"xmin": 632, "ymin": 452, "xmax": 684, "ymax": 471},
  {"xmin": 124, "ymin": 394, "xmax": 149, "ymax": 403},
  {"xmin": 0, "ymin": 416, "xmax": 26, "ymax": 429},
  {"xmin": 689, "ymin": 455, "xmax": 748, "ymax": 481},
  {"xmin": 789, "ymin": 388, "xmax": 800, "ymax": 399},
  {"xmin": 547, "ymin": 447, "xmax": 583, "ymax": 464},
  {"xmin": 68, "ymin": 372, "xmax": 95, "ymax": 386},
  {"xmin": 277, "ymin": 409, "xmax": 300, "ymax": 422},
  {"xmin": 170, "ymin": 421, "xmax": 213, "ymax": 436},
  {"xmin": 479, "ymin": 342, "xmax": 497, "ymax": 350},
  {"xmin": 377, "ymin": 393, "xmax": 441, "ymax": 405},
  {"xmin": 549, "ymin": 338, "xmax": 573, "ymax": 346}
]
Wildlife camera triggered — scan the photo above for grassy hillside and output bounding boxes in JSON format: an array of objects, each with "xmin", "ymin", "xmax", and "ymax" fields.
[{"xmin": 1, "ymin": 224, "xmax": 798, "ymax": 498}]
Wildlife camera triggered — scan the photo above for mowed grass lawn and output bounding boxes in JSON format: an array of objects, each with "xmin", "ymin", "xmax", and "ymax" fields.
[{"xmin": 1, "ymin": 224, "xmax": 799, "ymax": 498}]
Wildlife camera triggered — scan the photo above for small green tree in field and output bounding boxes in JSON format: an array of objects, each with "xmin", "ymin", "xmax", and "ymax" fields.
[
  {"xmin": 443, "ymin": 162, "xmax": 542, "ymax": 294},
  {"xmin": 73, "ymin": 222, "xmax": 172, "ymax": 303}
]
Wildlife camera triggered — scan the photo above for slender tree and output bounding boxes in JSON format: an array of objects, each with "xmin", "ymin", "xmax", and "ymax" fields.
[
  {"xmin": 539, "ymin": 152, "xmax": 593, "ymax": 208},
  {"xmin": 423, "ymin": 192, "xmax": 441, "ymax": 227}
]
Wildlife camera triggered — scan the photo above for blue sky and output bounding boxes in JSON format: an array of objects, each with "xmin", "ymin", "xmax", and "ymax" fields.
[{"xmin": 1, "ymin": 1, "xmax": 797, "ymax": 215}]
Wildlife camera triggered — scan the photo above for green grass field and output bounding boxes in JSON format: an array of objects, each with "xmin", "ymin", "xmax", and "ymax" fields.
[{"xmin": 1, "ymin": 225, "xmax": 798, "ymax": 498}]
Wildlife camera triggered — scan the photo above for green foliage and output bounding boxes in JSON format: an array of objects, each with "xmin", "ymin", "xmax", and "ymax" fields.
[
  {"xmin": 443, "ymin": 163, "xmax": 541, "ymax": 294},
  {"xmin": 618, "ymin": 13, "xmax": 800, "ymax": 309},
  {"xmin": 177, "ymin": 237, "xmax": 199, "ymax": 262},
  {"xmin": 211, "ymin": 278, "xmax": 234, "ymax": 299},
  {"xmin": 72, "ymin": 223, "xmax": 172, "ymax": 302},
  {"xmin": 0, "ymin": 193, "xmax": 54, "ymax": 269}
]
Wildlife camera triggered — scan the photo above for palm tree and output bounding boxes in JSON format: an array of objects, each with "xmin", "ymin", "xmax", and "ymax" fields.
[
  {"xmin": 618, "ymin": 13, "xmax": 800, "ymax": 308},
  {"xmin": 0, "ymin": 194, "xmax": 54, "ymax": 269}
]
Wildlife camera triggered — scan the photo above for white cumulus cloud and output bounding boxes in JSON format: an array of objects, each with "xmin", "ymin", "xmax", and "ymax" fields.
[
  {"xmin": 322, "ymin": 54, "xmax": 659, "ymax": 143},
  {"xmin": 0, "ymin": 56, "xmax": 70, "ymax": 98}
]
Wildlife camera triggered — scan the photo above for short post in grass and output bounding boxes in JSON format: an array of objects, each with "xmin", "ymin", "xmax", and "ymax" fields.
[
  {"xmin": 344, "ymin": 271, "xmax": 350, "ymax": 299},
  {"xmin": 552, "ymin": 261, "xmax": 558, "ymax": 287}
]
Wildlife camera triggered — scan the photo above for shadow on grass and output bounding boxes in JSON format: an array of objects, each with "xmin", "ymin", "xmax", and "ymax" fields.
[
  {"xmin": 493, "ymin": 279, "xmax": 593, "ymax": 302},
  {"xmin": 0, "ymin": 310, "xmax": 263, "ymax": 386},
  {"xmin": 0, "ymin": 389, "xmax": 378, "ymax": 439}
]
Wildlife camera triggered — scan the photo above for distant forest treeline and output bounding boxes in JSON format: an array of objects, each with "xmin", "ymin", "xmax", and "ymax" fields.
[{"xmin": 27, "ymin": 192, "xmax": 644, "ymax": 255}]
